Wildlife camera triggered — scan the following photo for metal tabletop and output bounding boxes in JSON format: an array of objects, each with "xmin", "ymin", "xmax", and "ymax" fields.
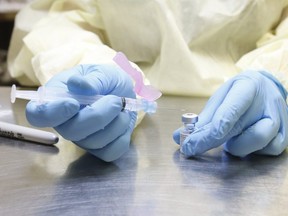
[{"xmin": 0, "ymin": 86, "xmax": 287, "ymax": 216}]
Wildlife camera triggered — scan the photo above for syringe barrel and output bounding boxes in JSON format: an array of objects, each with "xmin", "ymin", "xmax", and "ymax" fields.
[
  {"xmin": 11, "ymin": 85, "xmax": 157, "ymax": 113},
  {"xmin": 124, "ymin": 98, "xmax": 157, "ymax": 113}
]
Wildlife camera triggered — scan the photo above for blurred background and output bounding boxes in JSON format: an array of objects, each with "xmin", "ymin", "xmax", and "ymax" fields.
[{"xmin": 0, "ymin": 0, "xmax": 32, "ymax": 85}]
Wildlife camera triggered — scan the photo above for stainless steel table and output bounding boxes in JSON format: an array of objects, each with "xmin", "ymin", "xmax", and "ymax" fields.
[{"xmin": 0, "ymin": 86, "xmax": 288, "ymax": 216}]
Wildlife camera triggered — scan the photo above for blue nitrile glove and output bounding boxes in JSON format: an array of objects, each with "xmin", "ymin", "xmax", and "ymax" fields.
[
  {"xmin": 26, "ymin": 64, "xmax": 137, "ymax": 162},
  {"xmin": 173, "ymin": 70, "xmax": 288, "ymax": 157}
]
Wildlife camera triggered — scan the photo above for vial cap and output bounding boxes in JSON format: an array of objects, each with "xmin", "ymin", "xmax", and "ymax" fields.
[{"xmin": 182, "ymin": 113, "xmax": 198, "ymax": 124}]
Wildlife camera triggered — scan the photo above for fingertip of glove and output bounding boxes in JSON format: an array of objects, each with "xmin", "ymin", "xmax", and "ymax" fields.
[
  {"xmin": 26, "ymin": 99, "xmax": 80, "ymax": 127},
  {"xmin": 180, "ymin": 142, "xmax": 198, "ymax": 157},
  {"xmin": 67, "ymin": 74, "xmax": 97, "ymax": 95},
  {"xmin": 179, "ymin": 126, "xmax": 211, "ymax": 157},
  {"xmin": 62, "ymin": 99, "xmax": 81, "ymax": 117},
  {"xmin": 173, "ymin": 128, "xmax": 181, "ymax": 145}
]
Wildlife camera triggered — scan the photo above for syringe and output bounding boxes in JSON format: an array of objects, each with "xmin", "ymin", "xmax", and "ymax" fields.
[{"xmin": 10, "ymin": 85, "xmax": 157, "ymax": 113}]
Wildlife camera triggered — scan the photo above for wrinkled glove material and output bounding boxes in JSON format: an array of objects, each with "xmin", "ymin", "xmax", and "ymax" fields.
[
  {"xmin": 173, "ymin": 70, "xmax": 288, "ymax": 158},
  {"xmin": 26, "ymin": 64, "xmax": 137, "ymax": 162}
]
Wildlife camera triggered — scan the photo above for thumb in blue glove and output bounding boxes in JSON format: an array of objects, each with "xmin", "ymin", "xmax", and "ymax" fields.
[
  {"xmin": 173, "ymin": 70, "xmax": 288, "ymax": 158},
  {"xmin": 26, "ymin": 64, "xmax": 137, "ymax": 162}
]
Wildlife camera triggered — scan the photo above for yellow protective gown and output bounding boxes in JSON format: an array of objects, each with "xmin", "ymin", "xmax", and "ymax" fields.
[{"xmin": 7, "ymin": 0, "xmax": 288, "ymax": 97}]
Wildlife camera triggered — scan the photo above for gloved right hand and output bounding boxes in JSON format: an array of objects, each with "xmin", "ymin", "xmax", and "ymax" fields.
[
  {"xmin": 173, "ymin": 70, "xmax": 288, "ymax": 158},
  {"xmin": 26, "ymin": 64, "xmax": 137, "ymax": 162}
]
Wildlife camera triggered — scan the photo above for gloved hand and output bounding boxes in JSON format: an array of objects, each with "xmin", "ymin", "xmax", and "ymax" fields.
[
  {"xmin": 173, "ymin": 70, "xmax": 288, "ymax": 157},
  {"xmin": 26, "ymin": 64, "xmax": 137, "ymax": 162}
]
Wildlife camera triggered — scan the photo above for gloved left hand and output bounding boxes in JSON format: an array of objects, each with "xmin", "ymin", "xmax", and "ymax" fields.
[
  {"xmin": 26, "ymin": 64, "xmax": 137, "ymax": 162},
  {"xmin": 173, "ymin": 70, "xmax": 288, "ymax": 157}
]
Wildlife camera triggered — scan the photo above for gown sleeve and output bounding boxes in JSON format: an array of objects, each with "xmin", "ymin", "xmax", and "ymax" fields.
[
  {"xmin": 7, "ymin": 0, "xmax": 116, "ymax": 86},
  {"xmin": 236, "ymin": 6, "xmax": 288, "ymax": 91}
]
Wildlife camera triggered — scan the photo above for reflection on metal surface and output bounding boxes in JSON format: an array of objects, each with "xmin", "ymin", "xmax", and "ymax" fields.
[
  {"xmin": 33, "ymin": 138, "xmax": 86, "ymax": 177},
  {"xmin": 0, "ymin": 87, "xmax": 288, "ymax": 215}
]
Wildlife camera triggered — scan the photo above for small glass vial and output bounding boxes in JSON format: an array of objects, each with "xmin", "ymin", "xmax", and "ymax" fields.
[{"xmin": 180, "ymin": 113, "xmax": 198, "ymax": 146}]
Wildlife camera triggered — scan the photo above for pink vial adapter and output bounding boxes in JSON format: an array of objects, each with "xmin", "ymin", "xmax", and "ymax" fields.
[{"xmin": 113, "ymin": 52, "xmax": 162, "ymax": 101}]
